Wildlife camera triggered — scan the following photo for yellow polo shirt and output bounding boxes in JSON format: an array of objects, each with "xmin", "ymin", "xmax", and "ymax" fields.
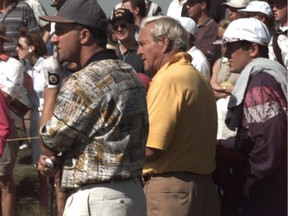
[{"xmin": 143, "ymin": 52, "xmax": 217, "ymax": 175}]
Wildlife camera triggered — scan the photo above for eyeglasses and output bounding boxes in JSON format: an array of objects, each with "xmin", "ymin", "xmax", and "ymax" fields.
[
  {"xmin": 17, "ymin": 43, "xmax": 24, "ymax": 49},
  {"xmin": 112, "ymin": 24, "xmax": 127, "ymax": 31}
]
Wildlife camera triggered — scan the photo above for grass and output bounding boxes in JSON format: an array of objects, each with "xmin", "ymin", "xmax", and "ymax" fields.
[{"xmin": 13, "ymin": 147, "xmax": 41, "ymax": 216}]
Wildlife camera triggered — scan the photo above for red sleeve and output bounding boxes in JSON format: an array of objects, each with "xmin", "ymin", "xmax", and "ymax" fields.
[{"xmin": 0, "ymin": 92, "xmax": 10, "ymax": 157}]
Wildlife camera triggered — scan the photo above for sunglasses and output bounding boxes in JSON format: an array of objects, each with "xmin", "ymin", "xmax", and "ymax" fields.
[
  {"xmin": 112, "ymin": 24, "xmax": 127, "ymax": 31},
  {"xmin": 17, "ymin": 43, "xmax": 24, "ymax": 49}
]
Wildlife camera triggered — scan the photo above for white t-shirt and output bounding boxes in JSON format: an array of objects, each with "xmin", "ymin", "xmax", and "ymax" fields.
[
  {"xmin": 167, "ymin": 0, "xmax": 187, "ymax": 19},
  {"xmin": 26, "ymin": 56, "xmax": 46, "ymax": 111},
  {"xmin": 268, "ymin": 25, "xmax": 288, "ymax": 70},
  {"xmin": 188, "ymin": 46, "xmax": 211, "ymax": 79},
  {"xmin": 0, "ymin": 56, "xmax": 24, "ymax": 99}
]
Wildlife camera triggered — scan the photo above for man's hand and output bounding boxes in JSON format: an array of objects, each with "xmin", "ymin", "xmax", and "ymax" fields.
[
  {"xmin": 43, "ymin": 45, "xmax": 62, "ymax": 88},
  {"xmin": 38, "ymin": 155, "xmax": 59, "ymax": 177}
]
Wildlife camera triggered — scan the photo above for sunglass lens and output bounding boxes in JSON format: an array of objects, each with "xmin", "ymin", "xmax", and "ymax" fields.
[
  {"xmin": 112, "ymin": 24, "xmax": 127, "ymax": 31},
  {"xmin": 17, "ymin": 43, "xmax": 23, "ymax": 49}
]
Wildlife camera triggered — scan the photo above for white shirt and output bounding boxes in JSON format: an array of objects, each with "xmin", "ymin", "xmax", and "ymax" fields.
[
  {"xmin": 0, "ymin": 56, "xmax": 24, "ymax": 99},
  {"xmin": 188, "ymin": 46, "xmax": 211, "ymax": 79},
  {"xmin": 268, "ymin": 25, "xmax": 288, "ymax": 70},
  {"xmin": 167, "ymin": 0, "xmax": 187, "ymax": 19},
  {"xmin": 26, "ymin": 57, "xmax": 46, "ymax": 111}
]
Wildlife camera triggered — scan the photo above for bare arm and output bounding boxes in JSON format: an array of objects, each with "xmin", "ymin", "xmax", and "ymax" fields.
[
  {"xmin": 40, "ymin": 88, "xmax": 59, "ymax": 157},
  {"xmin": 210, "ymin": 58, "xmax": 232, "ymax": 99}
]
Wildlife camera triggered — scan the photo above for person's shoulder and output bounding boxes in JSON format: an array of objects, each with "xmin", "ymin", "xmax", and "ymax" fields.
[
  {"xmin": 81, "ymin": 58, "xmax": 130, "ymax": 76},
  {"xmin": 189, "ymin": 46, "xmax": 207, "ymax": 59},
  {"xmin": 249, "ymin": 72, "xmax": 281, "ymax": 90},
  {"xmin": 0, "ymin": 57, "xmax": 23, "ymax": 75},
  {"xmin": 208, "ymin": 18, "xmax": 218, "ymax": 28},
  {"xmin": 6, "ymin": 57, "xmax": 22, "ymax": 66}
]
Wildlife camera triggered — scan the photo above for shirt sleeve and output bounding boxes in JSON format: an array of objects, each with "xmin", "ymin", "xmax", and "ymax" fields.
[
  {"xmin": 39, "ymin": 80, "xmax": 91, "ymax": 153},
  {"xmin": 0, "ymin": 93, "xmax": 10, "ymax": 157},
  {"xmin": 0, "ymin": 60, "xmax": 24, "ymax": 99},
  {"xmin": 40, "ymin": 74, "xmax": 122, "ymax": 154}
]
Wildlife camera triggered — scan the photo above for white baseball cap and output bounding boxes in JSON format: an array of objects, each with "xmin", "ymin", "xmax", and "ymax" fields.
[
  {"xmin": 222, "ymin": 18, "xmax": 271, "ymax": 46},
  {"xmin": 177, "ymin": 17, "xmax": 198, "ymax": 36},
  {"xmin": 223, "ymin": 0, "xmax": 251, "ymax": 9},
  {"xmin": 238, "ymin": 1, "xmax": 273, "ymax": 17}
]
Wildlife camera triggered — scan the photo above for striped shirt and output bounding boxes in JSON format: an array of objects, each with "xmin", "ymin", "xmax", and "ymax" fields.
[
  {"xmin": 0, "ymin": 1, "xmax": 40, "ymax": 57},
  {"xmin": 24, "ymin": 0, "xmax": 49, "ymax": 28}
]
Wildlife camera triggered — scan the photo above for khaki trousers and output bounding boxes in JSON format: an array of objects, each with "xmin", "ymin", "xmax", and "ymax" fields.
[
  {"xmin": 143, "ymin": 172, "xmax": 220, "ymax": 216},
  {"xmin": 63, "ymin": 178, "xmax": 146, "ymax": 216}
]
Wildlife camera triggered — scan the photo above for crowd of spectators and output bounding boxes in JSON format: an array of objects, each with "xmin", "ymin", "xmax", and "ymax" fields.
[{"xmin": 0, "ymin": 0, "xmax": 286, "ymax": 215}]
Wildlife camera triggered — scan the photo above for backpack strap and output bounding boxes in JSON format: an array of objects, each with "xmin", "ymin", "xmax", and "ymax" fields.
[{"xmin": 272, "ymin": 30, "xmax": 287, "ymax": 67}]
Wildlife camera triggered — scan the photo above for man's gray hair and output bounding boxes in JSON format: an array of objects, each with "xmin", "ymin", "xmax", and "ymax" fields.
[{"xmin": 140, "ymin": 16, "xmax": 188, "ymax": 51}]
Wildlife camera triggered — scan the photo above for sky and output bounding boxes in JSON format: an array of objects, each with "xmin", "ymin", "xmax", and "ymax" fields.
[{"xmin": 39, "ymin": 0, "xmax": 171, "ymax": 17}]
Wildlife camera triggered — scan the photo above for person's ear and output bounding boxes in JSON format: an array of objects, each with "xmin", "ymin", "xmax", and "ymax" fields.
[
  {"xmin": 134, "ymin": 7, "xmax": 140, "ymax": 16},
  {"xmin": 79, "ymin": 28, "xmax": 91, "ymax": 44},
  {"xmin": 200, "ymin": 1, "xmax": 207, "ymax": 10},
  {"xmin": 249, "ymin": 43, "xmax": 259, "ymax": 58},
  {"xmin": 160, "ymin": 36, "xmax": 171, "ymax": 53}
]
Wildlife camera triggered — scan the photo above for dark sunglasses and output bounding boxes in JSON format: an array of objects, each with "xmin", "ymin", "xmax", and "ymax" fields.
[
  {"xmin": 112, "ymin": 24, "xmax": 127, "ymax": 31},
  {"xmin": 17, "ymin": 43, "xmax": 24, "ymax": 49}
]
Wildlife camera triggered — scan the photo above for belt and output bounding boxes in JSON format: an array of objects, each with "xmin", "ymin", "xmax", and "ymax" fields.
[
  {"xmin": 64, "ymin": 177, "xmax": 139, "ymax": 194},
  {"xmin": 142, "ymin": 171, "xmax": 205, "ymax": 185}
]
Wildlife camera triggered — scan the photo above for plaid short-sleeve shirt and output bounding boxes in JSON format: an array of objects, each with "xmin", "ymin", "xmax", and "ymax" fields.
[{"xmin": 41, "ymin": 50, "xmax": 148, "ymax": 189}]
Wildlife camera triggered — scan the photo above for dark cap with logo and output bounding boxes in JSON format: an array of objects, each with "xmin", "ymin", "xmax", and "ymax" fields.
[
  {"xmin": 40, "ymin": 0, "xmax": 108, "ymax": 31},
  {"xmin": 111, "ymin": 8, "xmax": 134, "ymax": 24}
]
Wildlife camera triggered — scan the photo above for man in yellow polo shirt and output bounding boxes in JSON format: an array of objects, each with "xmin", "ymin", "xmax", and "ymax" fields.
[{"xmin": 137, "ymin": 16, "xmax": 220, "ymax": 216}]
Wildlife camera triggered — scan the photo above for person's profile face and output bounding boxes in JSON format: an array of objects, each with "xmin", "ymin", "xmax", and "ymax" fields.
[
  {"xmin": 228, "ymin": 7, "xmax": 245, "ymax": 21},
  {"xmin": 272, "ymin": 3, "xmax": 287, "ymax": 25},
  {"xmin": 137, "ymin": 23, "xmax": 163, "ymax": 75},
  {"xmin": 223, "ymin": 41, "xmax": 252, "ymax": 74},
  {"xmin": 52, "ymin": 23, "xmax": 81, "ymax": 64},
  {"xmin": 16, "ymin": 37, "xmax": 30, "ymax": 60}
]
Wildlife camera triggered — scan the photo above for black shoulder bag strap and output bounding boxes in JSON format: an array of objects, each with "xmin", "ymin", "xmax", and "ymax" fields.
[{"xmin": 272, "ymin": 30, "xmax": 287, "ymax": 67}]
